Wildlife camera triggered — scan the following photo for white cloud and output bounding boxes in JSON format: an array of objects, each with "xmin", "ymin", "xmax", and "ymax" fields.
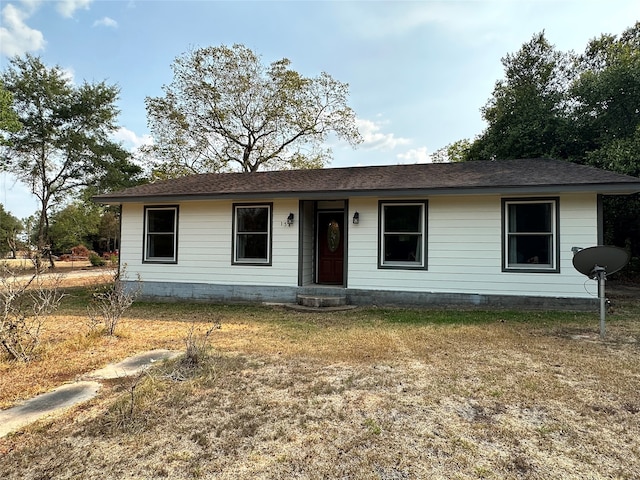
[
  {"xmin": 93, "ymin": 16, "xmax": 117, "ymax": 28},
  {"xmin": 0, "ymin": 3, "xmax": 45, "ymax": 56},
  {"xmin": 338, "ymin": 1, "xmax": 639, "ymax": 51},
  {"xmin": 56, "ymin": 0, "xmax": 92, "ymax": 18},
  {"xmin": 356, "ymin": 118, "xmax": 411, "ymax": 151},
  {"xmin": 112, "ymin": 127, "xmax": 153, "ymax": 151},
  {"xmin": 339, "ymin": 1, "xmax": 512, "ymax": 41},
  {"xmin": 397, "ymin": 147, "xmax": 432, "ymax": 164}
]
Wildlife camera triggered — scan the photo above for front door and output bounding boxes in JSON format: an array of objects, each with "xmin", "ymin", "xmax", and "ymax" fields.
[{"xmin": 317, "ymin": 211, "xmax": 344, "ymax": 284}]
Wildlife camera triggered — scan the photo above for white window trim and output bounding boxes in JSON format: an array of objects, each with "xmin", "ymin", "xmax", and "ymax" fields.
[
  {"xmin": 503, "ymin": 198, "xmax": 558, "ymax": 272},
  {"xmin": 379, "ymin": 201, "xmax": 427, "ymax": 269},
  {"xmin": 143, "ymin": 206, "xmax": 178, "ymax": 263},
  {"xmin": 233, "ymin": 204, "xmax": 272, "ymax": 265}
]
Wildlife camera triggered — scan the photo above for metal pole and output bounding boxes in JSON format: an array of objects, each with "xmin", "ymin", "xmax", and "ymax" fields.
[{"xmin": 598, "ymin": 269, "xmax": 606, "ymax": 339}]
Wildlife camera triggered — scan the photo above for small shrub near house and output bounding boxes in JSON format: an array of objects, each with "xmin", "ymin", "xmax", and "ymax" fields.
[
  {"xmin": 87, "ymin": 265, "xmax": 141, "ymax": 336},
  {"xmin": 182, "ymin": 318, "xmax": 221, "ymax": 367}
]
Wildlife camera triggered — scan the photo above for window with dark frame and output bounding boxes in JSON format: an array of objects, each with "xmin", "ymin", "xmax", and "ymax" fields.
[
  {"xmin": 233, "ymin": 204, "xmax": 271, "ymax": 264},
  {"xmin": 379, "ymin": 201, "xmax": 427, "ymax": 269},
  {"xmin": 144, "ymin": 206, "xmax": 178, "ymax": 263},
  {"xmin": 503, "ymin": 199, "xmax": 558, "ymax": 272}
]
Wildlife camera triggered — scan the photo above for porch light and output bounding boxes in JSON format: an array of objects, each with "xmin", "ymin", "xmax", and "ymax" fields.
[
  {"xmin": 352, "ymin": 211, "xmax": 359, "ymax": 224},
  {"xmin": 286, "ymin": 212, "xmax": 294, "ymax": 226}
]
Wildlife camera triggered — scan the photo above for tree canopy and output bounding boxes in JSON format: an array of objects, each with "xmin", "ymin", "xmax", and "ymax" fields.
[
  {"xmin": 0, "ymin": 81, "xmax": 21, "ymax": 145},
  {"xmin": 0, "ymin": 54, "xmax": 143, "ymax": 263},
  {"xmin": 461, "ymin": 23, "xmax": 640, "ymax": 166},
  {"xmin": 145, "ymin": 44, "xmax": 362, "ymax": 179},
  {"xmin": 48, "ymin": 202, "xmax": 100, "ymax": 255},
  {"xmin": 465, "ymin": 32, "xmax": 574, "ymax": 161},
  {"xmin": 0, "ymin": 204, "xmax": 22, "ymax": 258},
  {"xmin": 573, "ymin": 26, "xmax": 640, "ymax": 172},
  {"xmin": 431, "ymin": 139, "xmax": 472, "ymax": 163}
]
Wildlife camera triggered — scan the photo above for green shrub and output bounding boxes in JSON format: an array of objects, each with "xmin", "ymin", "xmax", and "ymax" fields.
[{"xmin": 89, "ymin": 252, "xmax": 106, "ymax": 267}]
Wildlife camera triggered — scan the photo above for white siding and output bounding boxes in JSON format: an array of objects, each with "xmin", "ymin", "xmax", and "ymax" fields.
[
  {"xmin": 347, "ymin": 194, "xmax": 598, "ymax": 299},
  {"xmin": 120, "ymin": 199, "xmax": 299, "ymax": 287},
  {"xmin": 121, "ymin": 192, "xmax": 600, "ymax": 300}
]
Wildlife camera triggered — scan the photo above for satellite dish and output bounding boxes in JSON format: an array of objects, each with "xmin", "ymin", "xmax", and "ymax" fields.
[
  {"xmin": 572, "ymin": 246, "xmax": 630, "ymax": 279},
  {"xmin": 572, "ymin": 245, "xmax": 630, "ymax": 338}
]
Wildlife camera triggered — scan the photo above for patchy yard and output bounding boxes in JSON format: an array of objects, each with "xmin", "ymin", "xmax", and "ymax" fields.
[{"xmin": 0, "ymin": 284, "xmax": 639, "ymax": 479}]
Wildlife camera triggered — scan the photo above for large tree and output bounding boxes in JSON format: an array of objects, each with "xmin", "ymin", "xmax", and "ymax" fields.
[
  {"xmin": 466, "ymin": 32, "xmax": 574, "ymax": 161},
  {"xmin": 463, "ymin": 24, "xmax": 640, "ymax": 167},
  {"xmin": 145, "ymin": 44, "xmax": 361, "ymax": 178},
  {"xmin": 0, "ymin": 55, "xmax": 141, "ymax": 266}
]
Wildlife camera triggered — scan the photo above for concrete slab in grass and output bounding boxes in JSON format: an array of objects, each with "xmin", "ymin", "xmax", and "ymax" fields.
[
  {"xmin": 0, "ymin": 349, "xmax": 182, "ymax": 438},
  {"xmin": 0, "ymin": 381, "xmax": 101, "ymax": 438},
  {"xmin": 84, "ymin": 349, "xmax": 181, "ymax": 380}
]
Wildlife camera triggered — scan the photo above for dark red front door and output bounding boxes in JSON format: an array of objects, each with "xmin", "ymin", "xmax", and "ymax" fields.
[{"xmin": 317, "ymin": 212, "xmax": 344, "ymax": 284}]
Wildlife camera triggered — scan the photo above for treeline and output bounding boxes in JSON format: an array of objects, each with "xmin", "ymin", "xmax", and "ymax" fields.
[{"xmin": 0, "ymin": 203, "xmax": 119, "ymax": 259}]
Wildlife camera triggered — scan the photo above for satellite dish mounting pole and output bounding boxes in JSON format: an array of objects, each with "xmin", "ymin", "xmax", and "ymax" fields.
[
  {"xmin": 573, "ymin": 246, "xmax": 629, "ymax": 340},
  {"xmin": 592, "ymin": 265, "xmax": 606, "ymax": 339}
]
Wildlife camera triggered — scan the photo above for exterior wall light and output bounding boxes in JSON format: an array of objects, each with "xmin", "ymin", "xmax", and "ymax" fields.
[
  {"xmin": 352, "ymin": 211, "xmax": 359, "ymax": 224},
  {"xmin": 286, "ymin": 212, "xmax": 294, "ymax": 226}
]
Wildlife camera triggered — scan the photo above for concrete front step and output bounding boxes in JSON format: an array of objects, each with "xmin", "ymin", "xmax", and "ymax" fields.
[{"xmin": 297, "ymin": 294, "xmax": 347, "ymax": 308}]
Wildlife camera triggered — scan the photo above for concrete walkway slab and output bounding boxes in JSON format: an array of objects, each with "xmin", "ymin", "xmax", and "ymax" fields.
[
  {"xmin": 0, "ymin": 349, "xmax": 181, "ymax": 438},
  {"xmin": 84, "ymin": 349, "xmax": 181, "ymax": 380},
  {"xmin": 0, "ymin": 381, "xmax": 101, "ymax": 438}
]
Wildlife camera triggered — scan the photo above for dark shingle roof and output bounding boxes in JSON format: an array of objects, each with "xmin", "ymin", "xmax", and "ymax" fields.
[{"xmin": 94, "ymin": 158, "xmax": 640, "ymax": 203}]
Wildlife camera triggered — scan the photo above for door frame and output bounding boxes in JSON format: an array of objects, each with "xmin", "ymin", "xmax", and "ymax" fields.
[{"xmin": 314, "ymin": 204, "xmax": 348, "ymax": 286}]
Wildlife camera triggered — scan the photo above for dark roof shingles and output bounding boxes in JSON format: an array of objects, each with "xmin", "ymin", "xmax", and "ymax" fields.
[{"xmin": 95, "ymin": 158, "xmax": 640, "ymax": 201}]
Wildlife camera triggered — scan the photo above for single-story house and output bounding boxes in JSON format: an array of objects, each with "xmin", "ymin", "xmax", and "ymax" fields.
[{"xmin": 94, "ymin": 158, "xmax": 640, "ymax": 309}]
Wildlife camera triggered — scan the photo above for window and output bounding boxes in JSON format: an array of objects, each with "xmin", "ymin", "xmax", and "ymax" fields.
[
  {"xmin": 503, "ymin": 198, "xmax": 559, "ymax": 272},
  {"xmin": 379, "ymin": 201, "xmax": 427, "ymax": 269},
  {"xmin": 233, "ymin": 204, "xmax": 272, "ymax": 265},
  {"xmin": 144, "ymin": 206, "xmax": 178, "ymax": 263}
]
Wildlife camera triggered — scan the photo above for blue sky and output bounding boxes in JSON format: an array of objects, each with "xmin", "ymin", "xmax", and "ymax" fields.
[{"xmin": 1, "ymin": 0, "xmax": 638, "ymax": 219}]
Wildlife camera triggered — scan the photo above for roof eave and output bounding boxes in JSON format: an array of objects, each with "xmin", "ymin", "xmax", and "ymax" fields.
[{"xmin": 93, "ymin": 182, "xmax": 640, "ymax": 205}]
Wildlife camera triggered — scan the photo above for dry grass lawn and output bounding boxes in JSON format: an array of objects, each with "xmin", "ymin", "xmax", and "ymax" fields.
[{"xmin": 0, "ymin": 275, "xmax": 639, "ymax": 479}]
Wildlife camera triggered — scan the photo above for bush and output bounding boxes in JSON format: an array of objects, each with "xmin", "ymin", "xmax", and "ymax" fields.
[
  {"xmin": 89, "ymin": 252, "xmax": 106, "ymax": 267},
  {"xmin": 87, "ymin": 264, "xmax": 141, "ymax": 336},
  {"xmin": 0, "ymin": 265, "xmax": 64, "ymax": 361},
  {"xmin": 182, "ymin": 318, "xmax": 221, "ymax": 367}
]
